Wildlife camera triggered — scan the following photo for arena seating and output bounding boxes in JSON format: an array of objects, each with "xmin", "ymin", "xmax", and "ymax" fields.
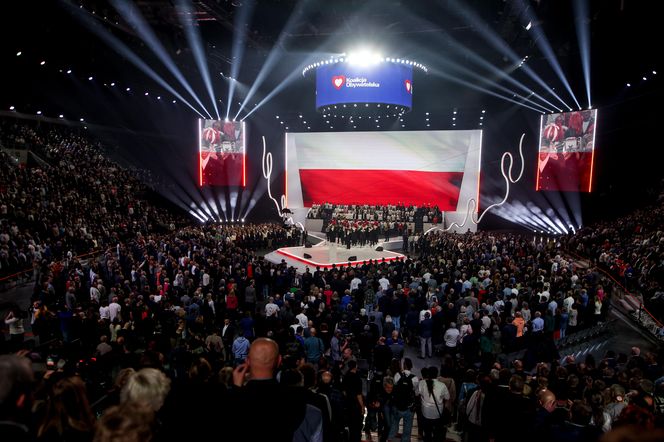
[{"xmin": 1, "ymin": 120, "xmax": 663, "ymax": 442}]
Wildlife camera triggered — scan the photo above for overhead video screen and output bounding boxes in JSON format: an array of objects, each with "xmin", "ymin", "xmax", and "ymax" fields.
[
  {"xmin": 285, "ymin": 130, "xmax": 482, "ymax": 211},
  {"xmin": 315, "ymin": 63, "xmax": 413, "ymax": 109},
  {"xmin": 537, "ymin": 109, "xmax": 597, "ymax": 192},
  {"xmin": 198, "ymin": 119, "xmax": 245, "ymax": 187}
]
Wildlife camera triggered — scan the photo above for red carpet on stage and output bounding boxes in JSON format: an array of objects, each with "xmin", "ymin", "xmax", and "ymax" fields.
[{"xmin": 299, "ymin": 169, "xmax": 464, "ymax": 209}]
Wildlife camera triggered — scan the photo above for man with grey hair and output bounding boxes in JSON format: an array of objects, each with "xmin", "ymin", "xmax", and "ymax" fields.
[{"xmin": 0, "ymin": 355, "xmax": 34, "ymax": 441}]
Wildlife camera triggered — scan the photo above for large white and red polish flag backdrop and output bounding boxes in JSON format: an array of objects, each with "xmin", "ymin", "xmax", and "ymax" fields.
[{"xmin": 285, "ymin": 129, "xmax": 482, "ymax": 212}]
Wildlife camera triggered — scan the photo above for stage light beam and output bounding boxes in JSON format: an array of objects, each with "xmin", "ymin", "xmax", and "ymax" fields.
[
  {"xmin": 110, "ymin": 0, "xmax": 213, "ymax": 118},
  {"xmin": 573, "ymin": 0, "xmax": 592, "ymax": 109},
  {"xmin": 176, "ymin": 0, "xmax": 221, "ymax": 119}
]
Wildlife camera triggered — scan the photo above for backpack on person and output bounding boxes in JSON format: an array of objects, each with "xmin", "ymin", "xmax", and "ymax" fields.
[{"xmin": 393, "ymin": 373, "xmax": 416, "ymax": 411}]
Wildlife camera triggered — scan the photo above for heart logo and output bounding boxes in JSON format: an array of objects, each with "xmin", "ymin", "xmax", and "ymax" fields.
[
  {"xmin": 332, "ymin": 75, "xmax": 345, "ymax": 90},
  {"xmin": 405, "ymin": 80, "xmax": 412, "ymax": 94}
]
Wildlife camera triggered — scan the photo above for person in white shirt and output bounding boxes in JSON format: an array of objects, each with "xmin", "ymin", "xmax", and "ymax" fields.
[
  {"xmin": 443, "ymin": 323, "xmax": 460, "ymax": 351},
  {"xmin": 296, "ymin": 310, "xmax": 309, "ymax": 329},
  {"xmin": 520, "ymin": 303, "xmax": 532, "ymax": 322},
  {"xmin": 563, "ymin": 293, "xmax": 575, "ymax": 311},
  {"xmin": 394, "ymin": 358, "xmax": 420, "ymax": 396},
  {"xmin": 90, "ymin": 283, "xmax": 101, "ymax": 304},
  {"xmin": 378, "ymin": 275, "xmax": 390, "ymax": 291},
  {"xmin": 418, "ymin": 366, "xmax": 450, "ymax": 441},
  {"xmin": 99, "ymin": 303, "xmax": 111, "ymax": 321},
  {"xmin": 265, "ymin": 297, "xmax": 279, "ymax": 317},
  {"xmin": 109, "ymin": 297, "xmax": 122, "ymax": 322},
  {"xmin": 350, "ymin": 276, "xmax": 362, "ymax": 292}
]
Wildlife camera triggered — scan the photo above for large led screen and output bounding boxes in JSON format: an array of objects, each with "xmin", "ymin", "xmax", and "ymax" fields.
[
  {"xmin": 316, "ymin": 63, "xmax": 413, "ymax": 109},
  {"xmin": 198, "ymin": 119, "xmax": 245, "ymax": 187},
  {"xmin": 285, "ymin": 130, "xmax": 482, "ymax": 211},
  {"xmin": 537, "ymin": 109, "xmax": 597, "ymax": 192}
]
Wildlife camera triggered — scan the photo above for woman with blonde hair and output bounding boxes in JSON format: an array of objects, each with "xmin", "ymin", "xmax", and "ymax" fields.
[{"xmin": 120, "ymin": 368, "xmax": 171, "ymax": 412}]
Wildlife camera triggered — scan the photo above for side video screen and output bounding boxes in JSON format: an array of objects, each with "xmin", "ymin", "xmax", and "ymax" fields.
[
  {"xmin": 537, "ymin": 109, "xmax": 597, "ymax": 192},
  {"xmin": 199, "ymin": 119, "xmax": 245, "ymax": 187}
]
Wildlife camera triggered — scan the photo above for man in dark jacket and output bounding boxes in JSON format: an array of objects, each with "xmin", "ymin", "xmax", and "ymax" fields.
[{"xmin": 419, "ymin": 312, "xmax": 434, "ymax": 359}]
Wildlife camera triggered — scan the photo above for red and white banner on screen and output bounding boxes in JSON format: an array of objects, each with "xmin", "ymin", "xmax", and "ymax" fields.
[{"xmin": 285, "ymin": 130, "xmax": 482, "ymax": 211}]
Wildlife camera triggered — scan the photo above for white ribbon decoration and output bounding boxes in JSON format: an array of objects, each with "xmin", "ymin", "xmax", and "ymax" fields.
[
  {"xmin": 424, "ymin": 133, "xmax": 526, "ymax": 234},
  {"xmin": 261, "ymin": 136, "xmax": 308, "ymax": 231}
]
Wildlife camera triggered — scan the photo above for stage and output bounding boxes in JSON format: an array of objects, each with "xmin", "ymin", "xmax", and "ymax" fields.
[{"xmin": 265, "ymin": 234, "xmax": 407, "ymax": 272}]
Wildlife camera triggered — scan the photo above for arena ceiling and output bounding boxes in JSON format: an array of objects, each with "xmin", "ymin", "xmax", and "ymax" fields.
[{"xmin": 1, "ymin": 0, "xmax": 659, "ymax": 128}]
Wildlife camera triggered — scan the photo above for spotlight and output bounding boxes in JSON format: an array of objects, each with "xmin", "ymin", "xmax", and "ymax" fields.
[
  {"xmin": 653, "ymin": 71, "xmax": 657, "ymax": 75},
  {"xmin": 643, "ymin": 76, "xmax": 647, "ymax": 81},
  {"xmin": 453, "ymin": 111, "xmax": 457, "ymax": 114},
  {"xmin": 67, "ymin": 69, "xmax": 72, "ymax": 74},
  {"xmin": 482, "ymin": 110, "xmax": 486, "ymax": 113},
  {"xmin": 36, "ymin": 111, "xmax": 42, "ymax": 115},
  {"xmin": 126, "ymin": 87, "xmax": 131, "ymax": 91},
  {"xmin": 144, "ymin": 92, "xmax": 149, "ymax": 96},
  {"xmin": 525, "ymin": 21, "xmax": 532, "ymax": 30},
  {"xmin": 110, "ymin": 82, "xmax": 115, "ymax": 86},
  {"xmin": 157, "ymin": 96, "xmax": 161, "ymax": 100},
  {"xmin": 88, "ymin": 76, "xmax": 93, "ymax": 81},
  {"xmin": 40, "ymin": 60, "xmax": 46, "ymax": 65},
  {"xmin": 9, "ymin": 105, "xmax": 15, "ymax": 110},
  {"xmin": 59, "ymin": 114, "xmax": 64, "ymax": 118},
  {"xmin": 480, "ymin": 116, "xmax": 484, "ymax": 120},
  {"xmin": 16, "ymin": 51, "xmax": 22, "ymax": 56},
  {"xmin": 276, "ymin": 115, "xmax": 279, "ymax": 119},
  {"xmin": 346, "ymin": 49, "xmax": 383, "ymax": 66},
  {"xmin": 425, "ymin": 112, "xmax": 429, "ymax": 115},
  {"xmin": 172, "ymin": 100, "xmax": 176, "ymax": 103},
  {"xmin": 80, "ymin": 118, "xmax": 84, "ymax": 122}
]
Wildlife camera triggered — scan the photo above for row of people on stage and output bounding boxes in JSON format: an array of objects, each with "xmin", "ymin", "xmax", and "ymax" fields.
[
  {"xmin": 309, "ymin": 203, "xmax": 443, "ymax": 224},
  {"xmin": 325, "ymin": 220, "xmax": 410, "ymax": 247}
]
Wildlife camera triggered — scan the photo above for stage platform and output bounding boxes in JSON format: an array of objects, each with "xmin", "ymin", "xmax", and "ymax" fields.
[{"xmin": 265, "ymin": 235, "xmax": 406, "ymax": 272}]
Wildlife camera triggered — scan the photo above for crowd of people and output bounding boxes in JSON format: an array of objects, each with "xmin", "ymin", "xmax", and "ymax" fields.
[
  {"xmin": 0, "ymin": 119, "xmax": 187, "ymax": 281},
  {"xmin": 2, "ymin": 119, "xmax": 664, "ymax": 442},
  {"xmin": 565, "ymin": 187, "xmax": 664, "ymax": 324}
]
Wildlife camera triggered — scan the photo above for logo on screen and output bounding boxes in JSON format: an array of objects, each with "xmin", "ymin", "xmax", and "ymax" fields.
[
  {"xmin": 404, "ymin": 80, "xmax": 412, "ymax": 94},
  {"xmin": 332, "ymin": 75, "xmax": 346, "ymax": 90}
]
